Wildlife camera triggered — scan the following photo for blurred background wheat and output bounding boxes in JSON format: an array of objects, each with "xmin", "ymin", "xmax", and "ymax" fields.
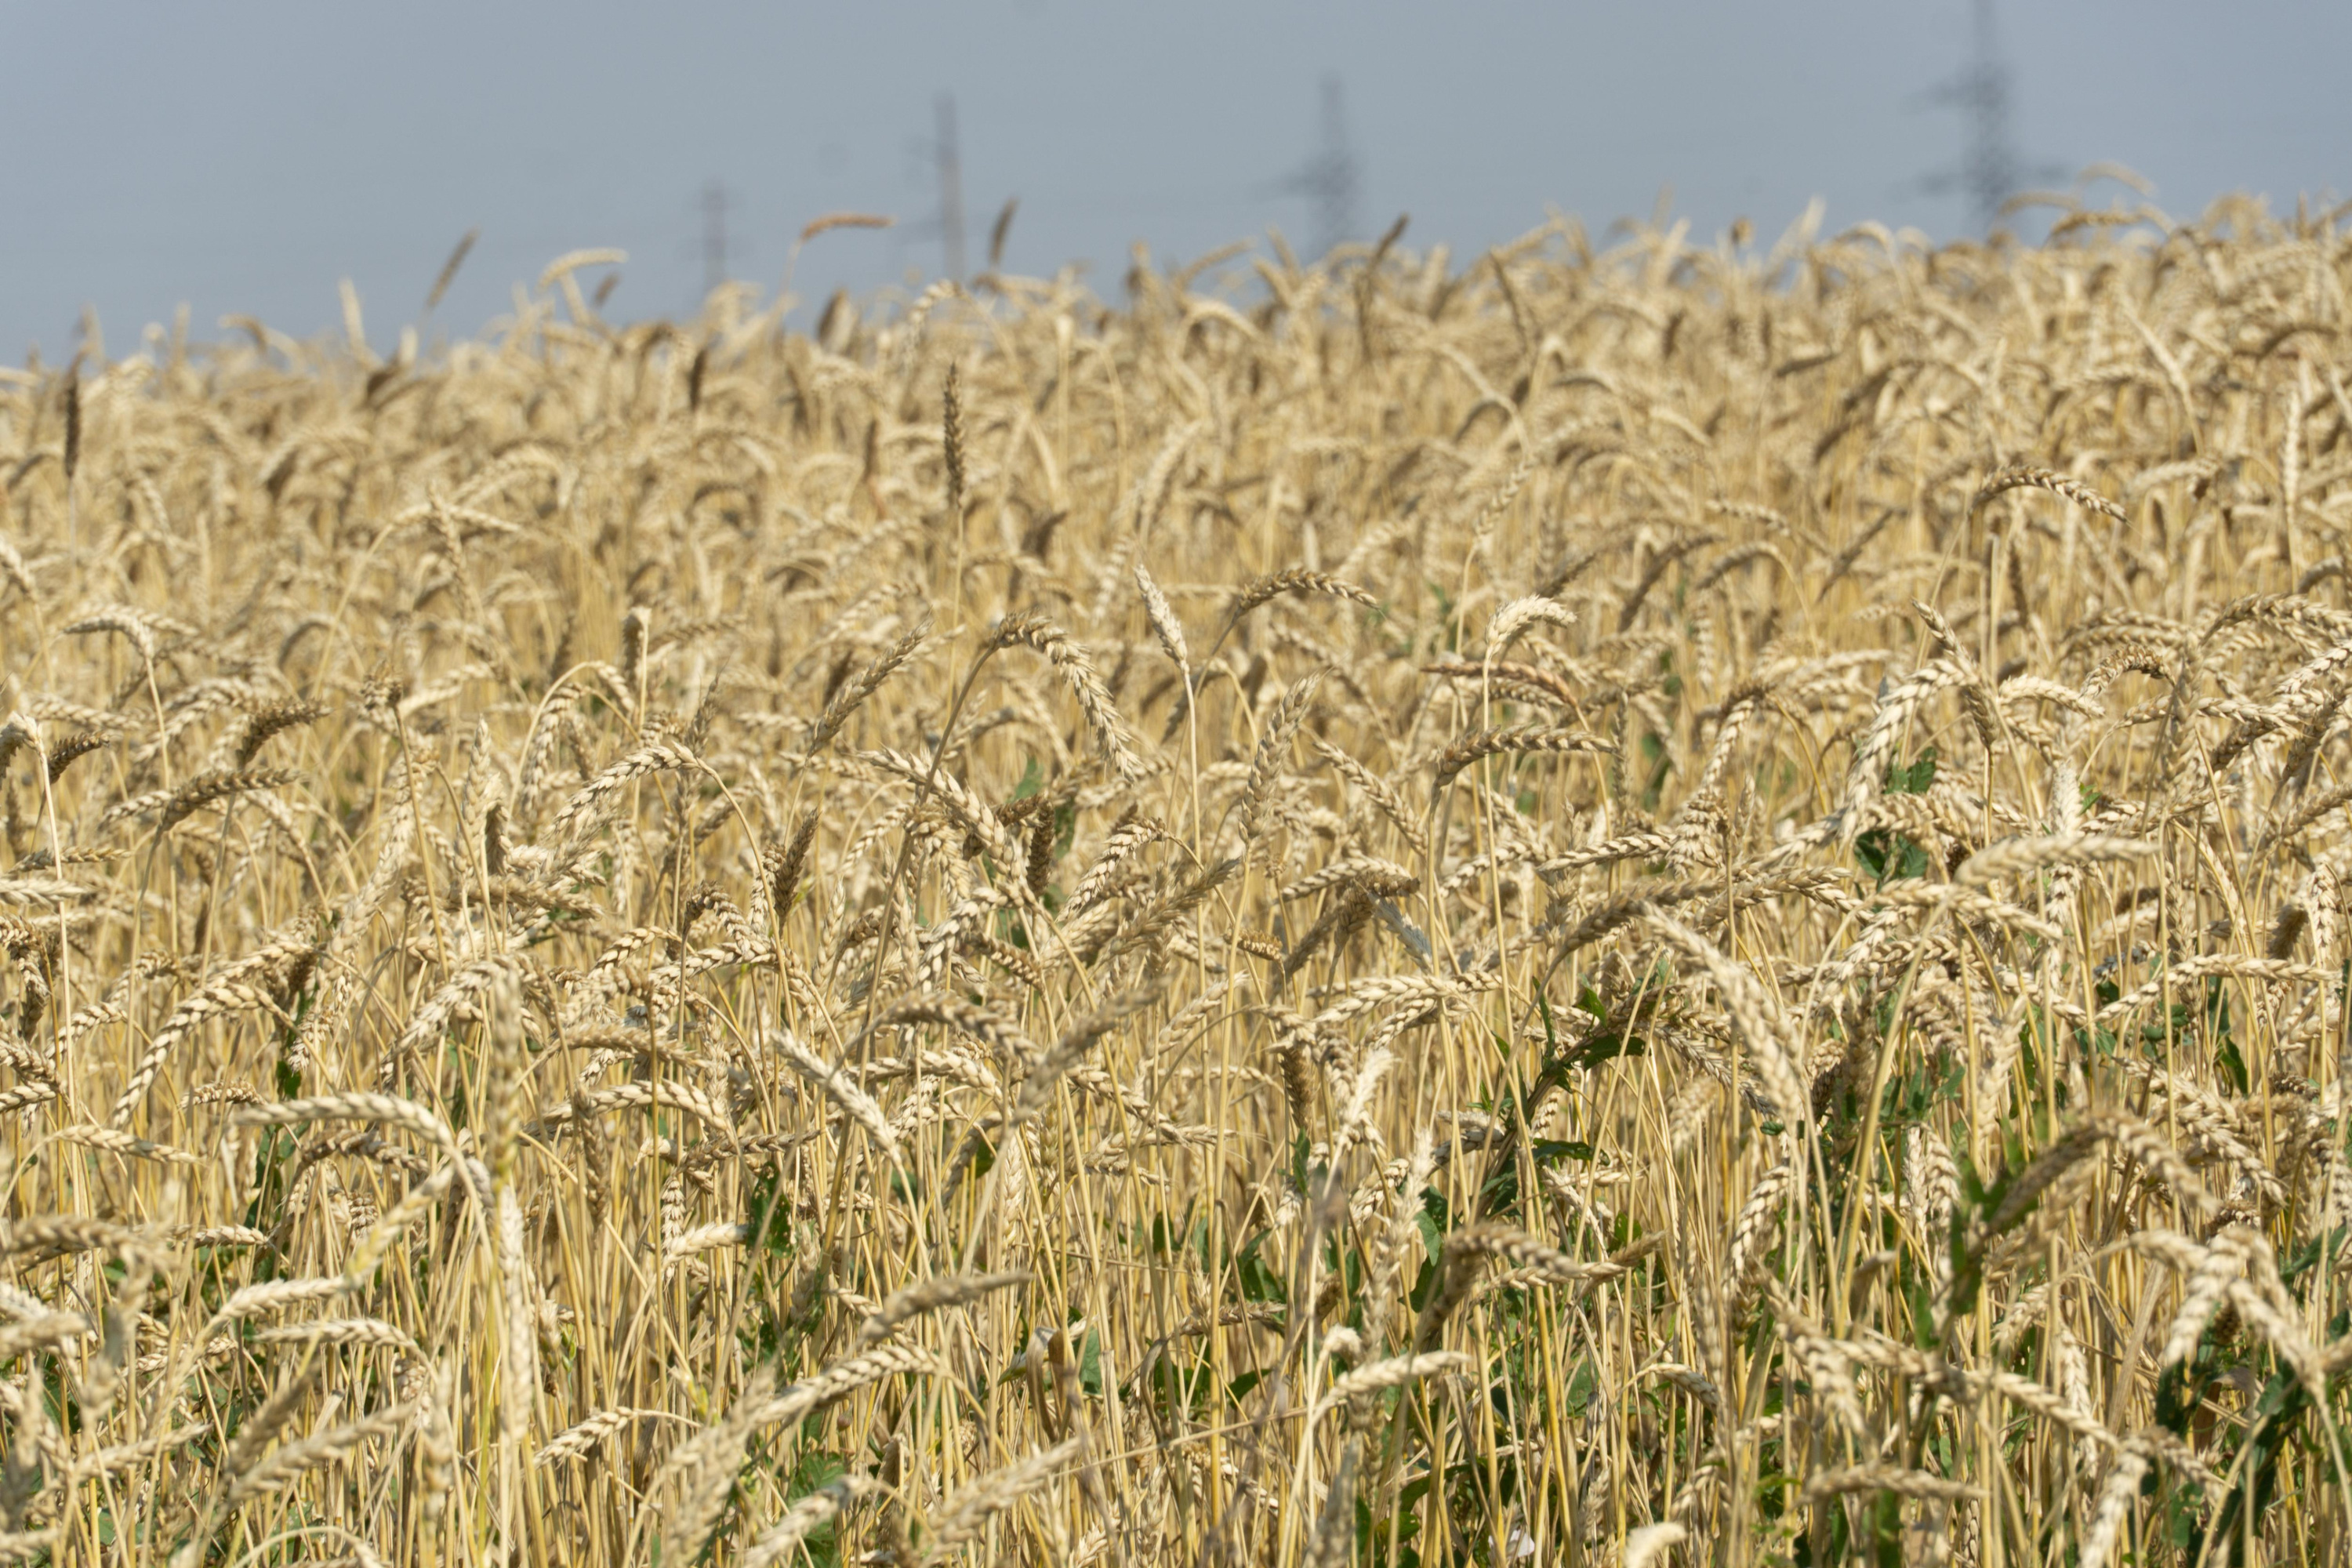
[{"xmin": 2, "ymin": 190, "xmax": 2352, "ymax": 1566}]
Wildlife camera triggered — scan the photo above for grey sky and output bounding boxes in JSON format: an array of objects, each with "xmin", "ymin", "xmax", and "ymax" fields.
[{"xmin": 6, "ymin": 1, "xmax": 2347, "ymax": 361}]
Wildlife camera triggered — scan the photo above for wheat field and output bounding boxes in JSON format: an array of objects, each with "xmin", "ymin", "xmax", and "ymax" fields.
[{"xmin": 0, "ymin": 195, "xmax": 2349, "ymax": 1566}]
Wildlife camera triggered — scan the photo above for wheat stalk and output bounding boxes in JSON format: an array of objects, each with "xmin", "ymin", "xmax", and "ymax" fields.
[{"xmin": 10, "ymin": 198, "xmax": 2352, "ymax": 1567}]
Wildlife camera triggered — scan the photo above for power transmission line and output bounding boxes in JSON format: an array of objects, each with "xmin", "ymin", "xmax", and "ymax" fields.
[
  {"xmin": 1274, "ymin": 74, "xmax": 1360, "ymax": 258},
  {"xmin": 1918, "ymin": 0, "xmax": 2056, "ymax": 234},
  {"xmin": 702, "ymin": 180, "xmax": 732, "ymax": 296},
  {"xmin": 898, "ymin": 93, "xmax": 970, "ymax": 281},
  {"xmin": 934, "ymin": 93, "xmax": 967, "ymax": 281}
]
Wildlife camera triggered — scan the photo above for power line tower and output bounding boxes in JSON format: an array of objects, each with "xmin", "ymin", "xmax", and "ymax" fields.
[
  {"xmin": 1276, "ymin": 74, "xmax": 1361, "ymax": 259},
  {"xmin": 701, "ymin": 180, "xmax": 732, "ymax": 295},
  {"xmin": 1920, "ymin": 0, "xmax": 2049, "ymax": 233},
  {"xmin": 933, "ymin": 93, "xmax": 967, "ymax": 281}
]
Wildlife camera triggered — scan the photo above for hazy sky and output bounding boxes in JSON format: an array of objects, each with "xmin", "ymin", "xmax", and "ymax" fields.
[{"xmin": 7, "ymin": 1, "xmax": 2348, "ymax": 361}]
